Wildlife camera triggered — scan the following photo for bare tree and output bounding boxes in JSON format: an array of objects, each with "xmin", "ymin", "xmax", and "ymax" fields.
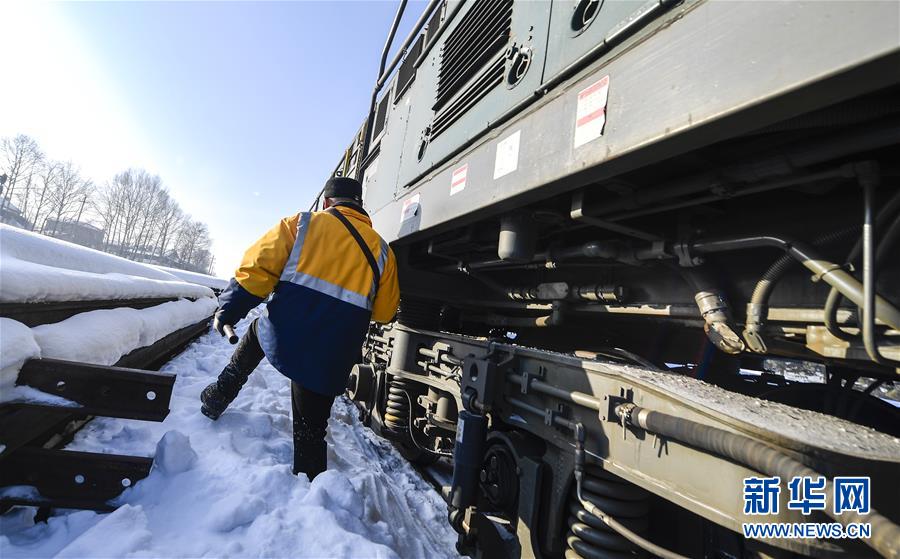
[
  {"xmin": 172, "ymin": 218, "xmax": 212, "ymax": 271},
  {"xmin": 29, "ymin": 161, "xmax": 59, "ymax": 232},
  {"xmin": 2, "ymin": 134, "xmax": 218, "ymax": 274},
  {"xmin": 44, "ymin": 161, "xmax": 90, "ymax": 236},
  {"xmin": 92, "ymin": 168, "xmax": 211, "ymax": 268},
  {"xmin": 151, "ymin": 194, "xmax": 183, "ymax": 260},
  {"xmin": 1, "ymin": 135, "xmax": 44, "ymax": 215},
  {"xmin": 92, "ymin": 176, "xmax": 124, "ymax": 247}
]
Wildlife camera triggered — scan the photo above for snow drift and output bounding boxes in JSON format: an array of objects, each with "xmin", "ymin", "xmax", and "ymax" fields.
[
  {"xmin": 153, "ymin": 266, "xmax": 229, "ymax": 291},
  {"xmin": 32, "ymin": 297, "xmax": 218, "ymax": 366},
  {"xmin": 0, "ymin": 298, "xmax": 217, "ymax": 405},
  {"xmin": 0, "ymin": 225, "xmax": 213, "ymax": 302}
]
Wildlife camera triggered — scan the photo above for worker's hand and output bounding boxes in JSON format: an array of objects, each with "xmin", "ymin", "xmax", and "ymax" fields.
[
  {"xmin": 213, "ymin": 312, "xmax": 227, "ymax": 337},
  {"xmin": 213, "ymin": 311, "xmax": 240, "ymax": 344}
]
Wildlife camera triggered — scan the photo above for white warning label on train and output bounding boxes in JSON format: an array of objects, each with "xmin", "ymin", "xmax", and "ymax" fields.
[
  {"xmin": 493, "ymin": 130, "xmax": 521, "ymax": 179},
  {"xmin": 401, "ymin": 193, "xmax": 420, "ymax": 222},
  {"xmin": 574, "ymin": 75, "xmax": 610, "ymax": 148},
  {"xmin": 450, "ymin": 164, "xmax": 468, "ymax": 196}
]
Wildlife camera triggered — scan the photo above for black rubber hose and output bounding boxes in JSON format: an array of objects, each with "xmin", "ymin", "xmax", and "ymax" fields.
[
  {"xmin": 692, "ymin": 235, "xmax": 900, "ymax": 330},
  {"xmin": 745, "ymin": 226, "xmax": 859, "ymax": 350},
  {"xmin": 622, "ymin": 405, "xmax": 900, "ymax": 559},
  {"xmin": 749, "ymin": 226, "xmax": 858, "ymax": 311}
]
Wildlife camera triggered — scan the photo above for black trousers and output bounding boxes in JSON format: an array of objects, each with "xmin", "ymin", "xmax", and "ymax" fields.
[{"xmin": 228, "ymin": 319, "xmax": 336, "ymax": 479}]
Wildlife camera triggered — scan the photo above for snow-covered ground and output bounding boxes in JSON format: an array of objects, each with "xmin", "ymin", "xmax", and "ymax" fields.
[
  {"xmin": 0, "ymin": 225, "xmax": 212, "ymax": 302},
  {"xmin": 0, "ymin": 314, "xmax": 460, "ymax": 558}
]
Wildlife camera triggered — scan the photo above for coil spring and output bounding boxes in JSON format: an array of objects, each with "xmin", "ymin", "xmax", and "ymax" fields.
[
  {"xmin": 566, "ymin": 465, "xmax": 649, "ymax": 559},
  {"xmin": 384, "ymin": 377, "xmax": 410, "ymax": 431}
]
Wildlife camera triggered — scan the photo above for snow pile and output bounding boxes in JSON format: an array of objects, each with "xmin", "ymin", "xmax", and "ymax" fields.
[
  {"xmin": 153, "ymin": 431, "xmax": 198, "ymax": 475},
  {"xmin": 0, "ymin": 225, "xmax": 213, "ymax": 302},
  {"xmin": 1, "ymin": 225, "xmax": 177, "ymax": 281},
  {"xmin": 32, "ymin": 298, "xmax": 218, "ymax": 367},
  {"xmin": 153, "ymin": 266, "xmax": 229, "ymax": 291},
  {"xmin": 0, "ymin": 318, "xmax": 41, "ymax": 398},
  {"xmin": 0, "ymin": 299, "xmax": 217, "ymax": 405},
  {"xmin": 0, "ymin": 315, "xmax": 459, "ymax": 558}
]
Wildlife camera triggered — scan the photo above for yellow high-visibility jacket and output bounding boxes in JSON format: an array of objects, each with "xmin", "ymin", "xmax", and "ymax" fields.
[{"xmin": 217, "ymin": 204, "xmax": 400, "ymax": 395}]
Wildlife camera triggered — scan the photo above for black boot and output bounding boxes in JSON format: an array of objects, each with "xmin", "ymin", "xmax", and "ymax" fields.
[
  {"xmin": 201, "ymin": 319, "xmax": 265, "ymax": 420},
  {"xmin": 200, "ymin": 363, "xmax": 251, "ymax": 420},
  {"xmin": 290, "ymin": 383, "xmax": 335, "ymax": 479},
  {"xmin": 292, "ymin": 416, "xmax": 328, "ymax": 479}
]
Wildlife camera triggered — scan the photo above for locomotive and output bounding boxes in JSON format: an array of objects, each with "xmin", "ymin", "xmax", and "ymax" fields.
[{"xmin": 319, "ymin": 1, "xmax": 900, "ymax": 557}]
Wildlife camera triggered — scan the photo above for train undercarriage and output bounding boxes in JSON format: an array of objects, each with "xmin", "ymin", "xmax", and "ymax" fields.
[{"xmin": 347, "ymin": 84, "xmax": 900, "ymax": 558}]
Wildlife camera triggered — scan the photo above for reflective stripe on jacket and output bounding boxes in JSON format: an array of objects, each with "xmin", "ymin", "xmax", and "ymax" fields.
[{"xmin": 217, "ymin": 205, "xmax": 400, "ymax": 395}]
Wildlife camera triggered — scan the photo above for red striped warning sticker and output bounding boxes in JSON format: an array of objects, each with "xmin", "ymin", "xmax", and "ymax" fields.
[
  {"xmin": 574, "ymin": 75, "xmax": 610, "ymax": 149},
  {"xmin": 450, "ymin": 163, "xmax": 468, "ymax": 196}
]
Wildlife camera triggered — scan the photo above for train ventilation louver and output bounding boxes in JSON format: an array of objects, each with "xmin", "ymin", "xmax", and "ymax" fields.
[
  {"xmin": 431, "ymin": 56, "xmax": 505, "ymax": 139},
  {"xmin": 424, "ymin": 3, "xmax": 445, "ymax": 48},
  {"xmin": 372, "ymin": 95, "xmax": 389, "ymax": 141},
  {"xmin": 431, "ymin": 0, "xmax": 513, "ymax": 138},
  {"xmin": 395, "ymin": 34, "xmax": 425, "ymax": 104}
]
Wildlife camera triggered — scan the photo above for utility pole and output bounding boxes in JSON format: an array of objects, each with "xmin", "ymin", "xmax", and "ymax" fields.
[{"xmin": 75, "ymin": 193, "xmax": 88, "ymax": 223}]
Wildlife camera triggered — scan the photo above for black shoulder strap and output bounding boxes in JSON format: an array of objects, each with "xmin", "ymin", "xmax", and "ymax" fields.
[{"xmin": 326, "ymin": 207, "xmax": 381, "ymax": 293}]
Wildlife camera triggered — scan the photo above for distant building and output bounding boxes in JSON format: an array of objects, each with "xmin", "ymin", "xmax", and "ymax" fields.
[
  {"xmin": 0, "ymin": 200, "xmax": 31, "ymax": 229},
  {"xmin": 44, "ymin": 219, "xmax": 105, "ymax": 250}
]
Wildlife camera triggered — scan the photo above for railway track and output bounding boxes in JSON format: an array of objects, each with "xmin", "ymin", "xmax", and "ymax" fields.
[{"xmin": 0, "ymin": 297, "xmax": 213, "ymax": 513}]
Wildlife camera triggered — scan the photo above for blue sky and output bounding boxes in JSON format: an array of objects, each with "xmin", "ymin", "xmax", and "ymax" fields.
[{"xmin": 0, "ymin": 1, "xmax": 422, "ymax": 277}]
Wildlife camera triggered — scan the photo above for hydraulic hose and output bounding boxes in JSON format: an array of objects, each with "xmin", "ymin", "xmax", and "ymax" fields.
[
  {"xmin": 616, "ymin": 404, "xmax": 900, "ymax": 559},
  {"xmin": 692, "ymin": 236, "xmax": 900, "ymax": 331},
  {"xmin": 744, "ymin": 226, "xmax": 859, "ymax": 352}
]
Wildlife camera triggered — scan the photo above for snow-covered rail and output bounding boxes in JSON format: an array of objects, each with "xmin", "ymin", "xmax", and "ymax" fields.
[
  {"xmin": 0, "ymin": 228, "xmax": 221, "ymax": 513},
  {"xmin": 0, "ymin": 315, "xmax": 212, "ymax": 513}
]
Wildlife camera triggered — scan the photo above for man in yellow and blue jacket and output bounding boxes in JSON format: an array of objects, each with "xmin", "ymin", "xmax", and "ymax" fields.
[{"xmin": 200, "ymin": 177, "xmax": 399, "ymax": 479}]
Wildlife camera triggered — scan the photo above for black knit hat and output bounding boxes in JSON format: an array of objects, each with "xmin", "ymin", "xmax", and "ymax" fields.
[{"xmin": 323, "ymin": 176, "xmax": 362, "ymax": 201}]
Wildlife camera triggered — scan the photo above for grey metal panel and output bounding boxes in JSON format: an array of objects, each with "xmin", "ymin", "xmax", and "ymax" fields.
[
  {"xmin": 362, "ymin": 77, "xmax": 407, "ymax": 212},
  {"xmin": 543, "ymin": 0, "xmax": 662, "ymax": 81},
  {"xmin": 370, "ymin": 0, "xmax": 900, "ymax": 243},
  {"xmin": 393, "ymin": 0, "xmax": 553, "ymax": 193}
]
